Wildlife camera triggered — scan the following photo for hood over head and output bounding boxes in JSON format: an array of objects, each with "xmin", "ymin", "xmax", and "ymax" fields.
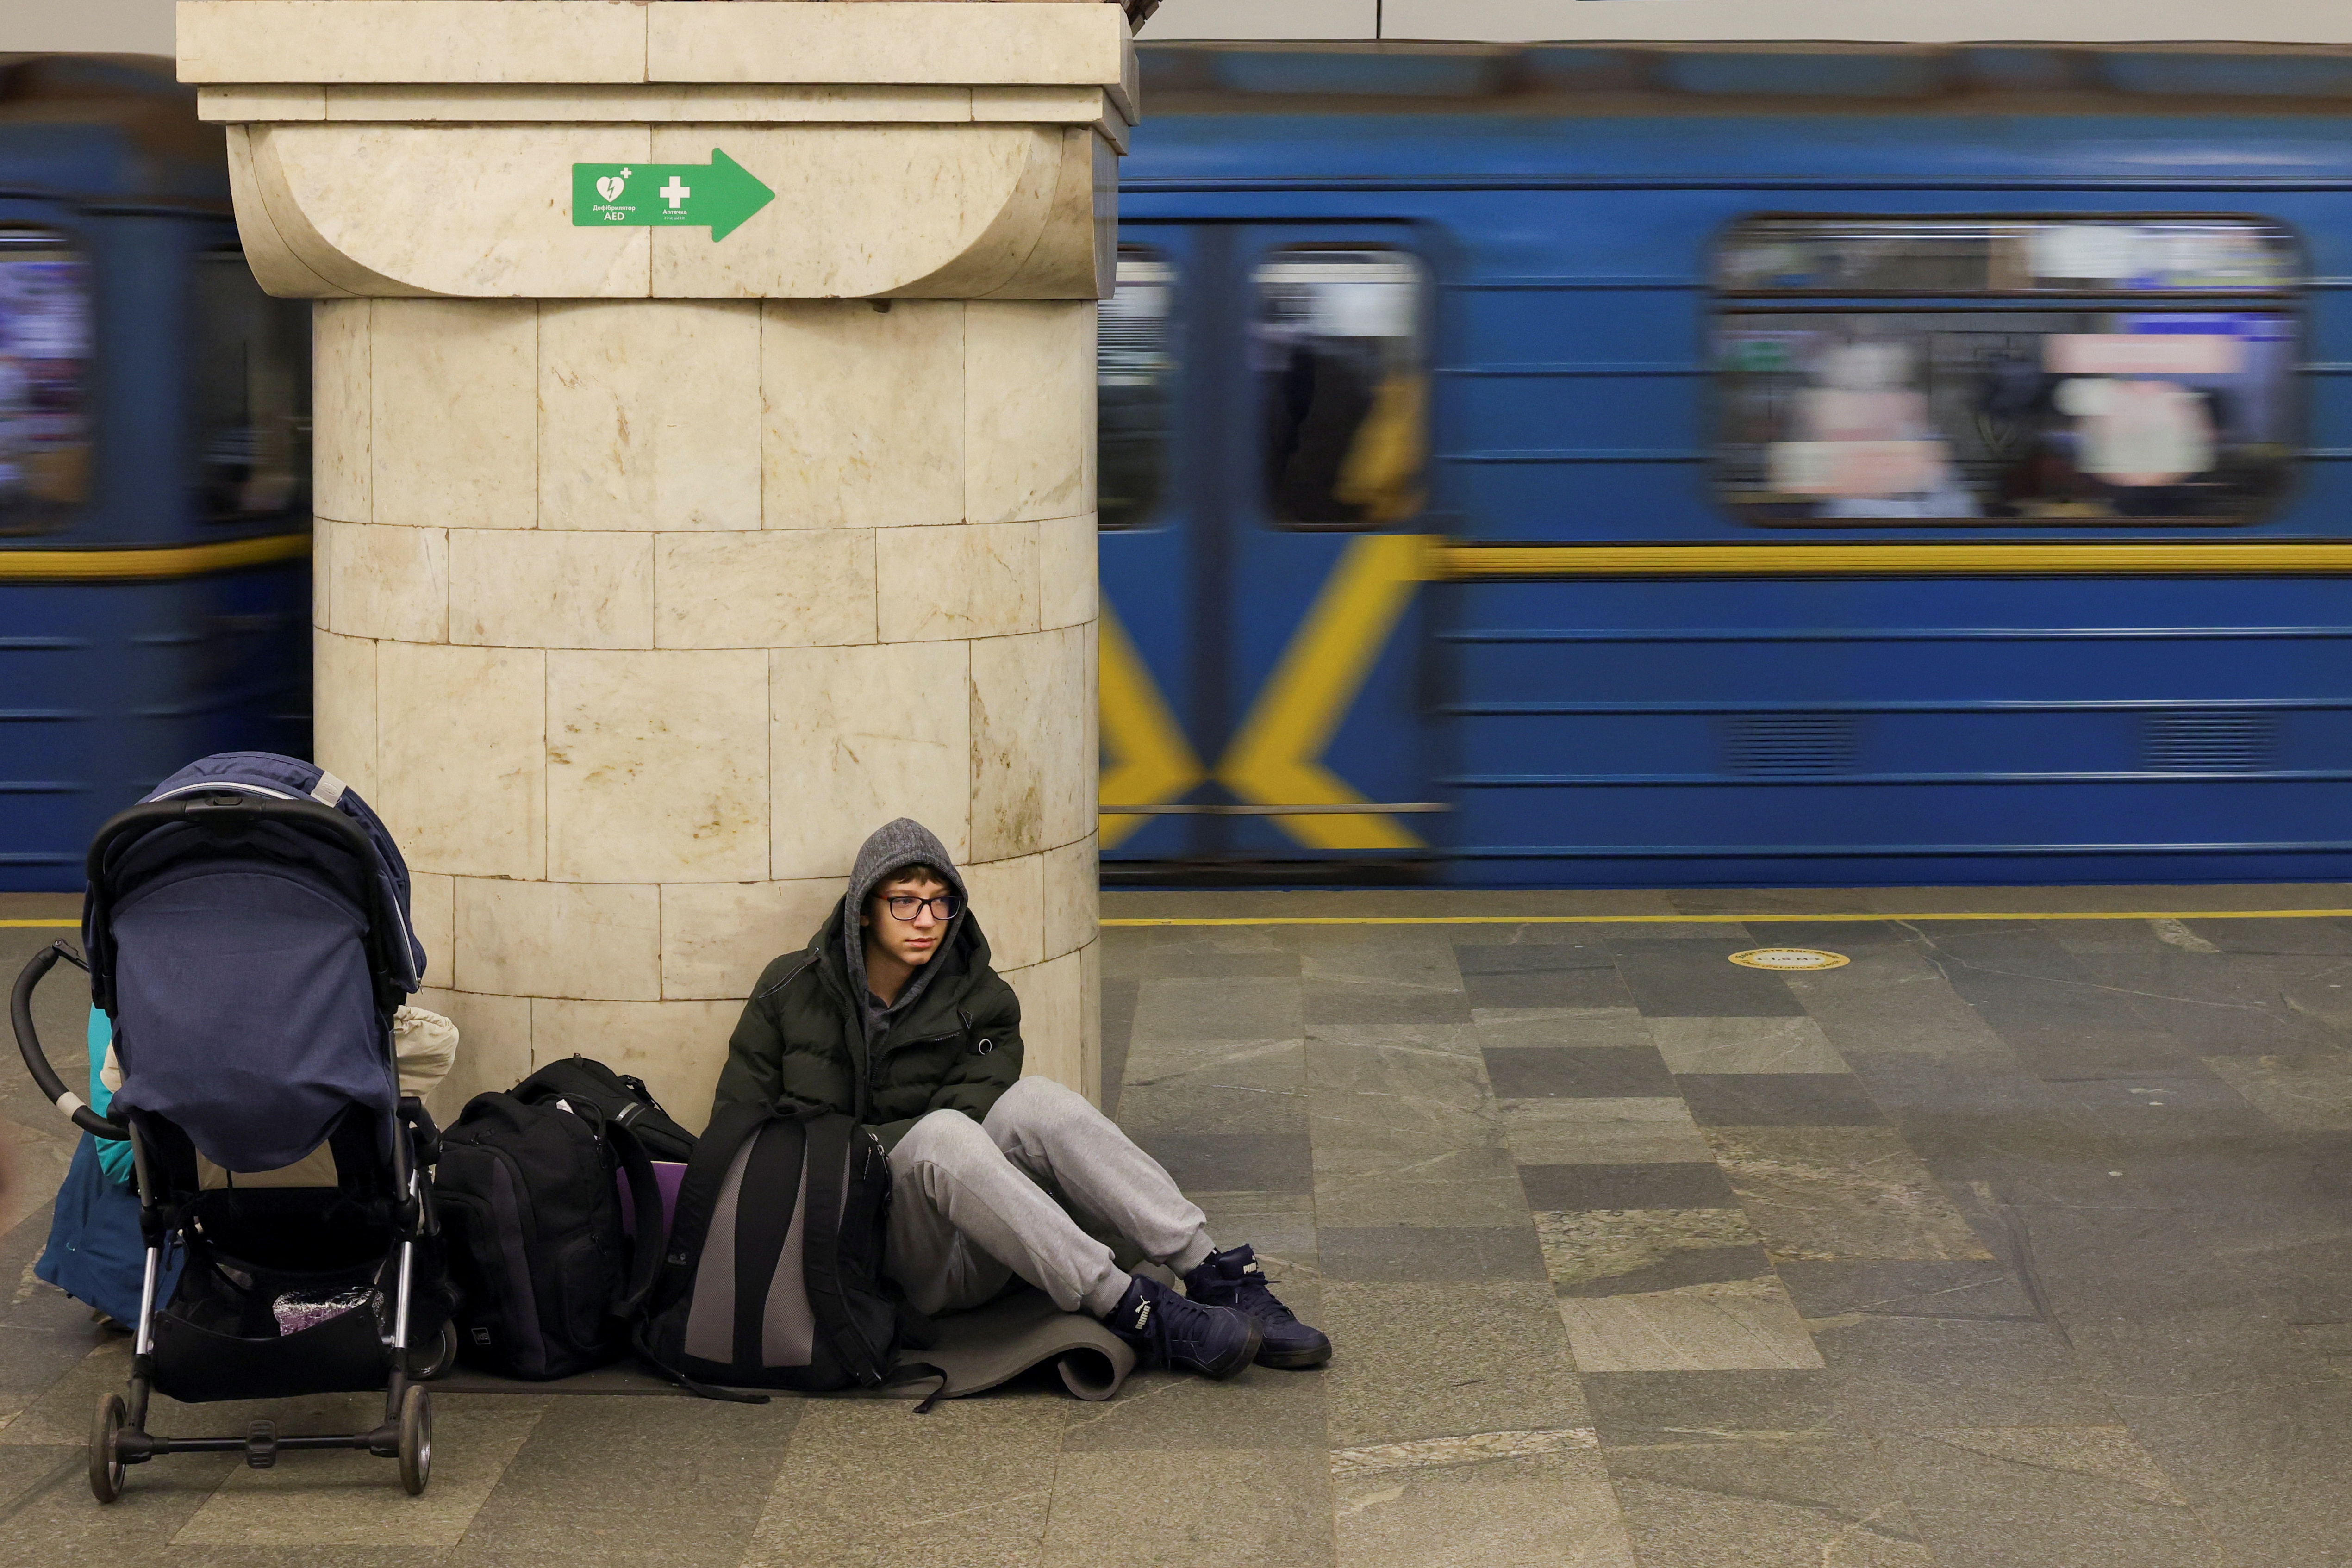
[{"xmin": 841, "ymin": 818, "xmax": 968, "ymax": 1033}]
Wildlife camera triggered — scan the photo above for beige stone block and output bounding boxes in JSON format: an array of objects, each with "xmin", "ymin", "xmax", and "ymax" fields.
[
  {"xmin": 1042, "ymin": 834, "xmax": 1096, "ymax": 961},
  {"xmin": 540, "ymin": 300, "xmax": 760, "ymax": 532},
  {"xmin": 973, "ymin": 124, "xmax": 1116, "ymax": 297},
  {"xmin": 324, "ymin": 83, "xmax": 976, "ymax": 124},
  {"xmin": 225, "ymin": 128, "xmax": 345, "ymax": 299},
  {"xmin": 963, "ymin": 854, "xmax": 1044, "ymax": 972},
  {"xmin": 197, "ymin": 85, "xmax": 325, "ymax": 123},
  {"xmin": 449, "ymin": 530, "xmax": 654, "ymax": 650},
  {"xmin": 455, "ymin": 877, "xmax": 661, "ymax": 1002},
  {"xmin": 407, "ymin": 872, "xmax": 455, "ymax": 992},
  {"xmin": 312, "ymin": 512, "xmax": 331, "ymax": 630},
  {"xmin": 650, "ymin": 124, "xmax": 1047, "ymax": 300},
  {"xmin": 371, "ymin": 300, "xmax": 538, "ymax": 530},
  {"xmin": 646, "ymin": 3, "xmax": 1129, "ymax": 87},
  {"xmin": 969, "ymin": 625, "xmax": 1087, "ymax": 862},
  {"xmin": 1037, "ymin": 513, "xmax": 1097, "ymax": 631},
  {"xmin": 1007, "ymin": 946, "xmax": 1086, "ymax": 1096},
  {"xmin": 886, "ymin": 127, "xmax": 1068, "ymax": 299},
  {"xmin": 972, "ymin": 86, "xmax": 1113, "ymax": 124},
  {"xmin": 530, "ymin": 999, "xmax": 741, "ymax": 1136},
  {"xmin": 661, "ymin": 879, "xmax": 844, "ymax": 1002},
  {"xmin": 547, "ymin": 650, "xmax": 768, "ymax": 883},
  {"xmin": 875, "ymin": 522, "xmax": 1036, "ymax": 643},
  {"xmin": 966, "ymin": 301, "xmax": 1092, "ymax": 523},
  {"xmin": 325, "ymin": 520, "xmax": 448, "ymax": 643},
  {"xmin": 655, "ymin": 531, "xmax": 875, "ymax": 650},
  {"xmin": 769, "ymin": 641, "xmax": 969, "ymax": 881},
  {"xmin": 412, "ymin": 988, "xmax": 530, "ymax": 1128},
  {"xmin": 312, "ymin": 299, "xmax": 370, "ymax": 524},
  {"xmin": 375, "ymin": 641, "xmax": 544, "ymax": 880},
  {"xmin": 179, "ymin": 1, "xmax": 650, "ymax": 85},
  {"xmin": 761, "ymin": 299, "xmax": 964, "ymax": 529},
  {"xmin": 312, "ymin": 628, "xmax": 378, "ymax": 801},
  {"xmin": 248, "ymin": 123, "xmax": 650, "ymax": 299}
]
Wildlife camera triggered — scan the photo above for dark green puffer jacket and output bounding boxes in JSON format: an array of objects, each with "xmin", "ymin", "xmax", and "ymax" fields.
[{"xmin": 710, "ymin": 824, "xmax": 1023, "ymax": 1149}]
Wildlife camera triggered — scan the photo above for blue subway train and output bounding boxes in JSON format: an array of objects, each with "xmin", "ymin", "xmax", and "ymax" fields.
[
  {"xmin": 1098, "ymin": 44, "xmax": 2352, "ymax": 887},
  {"xmin": 0, "ymin": 56, "xmax": 310, "ymax": 892}
]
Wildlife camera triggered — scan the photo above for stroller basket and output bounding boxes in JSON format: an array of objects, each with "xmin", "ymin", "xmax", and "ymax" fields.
[{"xmin": 11, "ymin": 756, "xmax": 453, "ymax": 1501}]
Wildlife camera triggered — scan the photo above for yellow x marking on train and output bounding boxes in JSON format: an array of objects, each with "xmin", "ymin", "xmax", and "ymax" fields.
[{"xmin": 1098, "ymin": 534, "xmax": 1437, "ymax": 852}]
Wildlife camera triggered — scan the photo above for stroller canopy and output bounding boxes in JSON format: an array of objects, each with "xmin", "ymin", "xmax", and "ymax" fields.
[{"xmin": 87, "ymin": 753, "xmax": 425, "ymax": 1172}]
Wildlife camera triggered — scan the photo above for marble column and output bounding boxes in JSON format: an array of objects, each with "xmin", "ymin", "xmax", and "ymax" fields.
[{"xmin": 182, "ymin": 1, "xmax": 1130, "ymax": 1122}]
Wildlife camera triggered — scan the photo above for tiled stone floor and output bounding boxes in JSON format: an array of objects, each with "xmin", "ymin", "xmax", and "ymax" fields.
[{"xmin": 7, "ymin": 885, "xmax": 2352, "ymax": 1564}]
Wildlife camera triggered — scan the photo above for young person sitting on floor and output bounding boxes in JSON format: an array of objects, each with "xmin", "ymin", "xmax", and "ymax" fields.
[{"xmin": 711, "ymin": 818, "xmax": 1330, "ymax": 1378}]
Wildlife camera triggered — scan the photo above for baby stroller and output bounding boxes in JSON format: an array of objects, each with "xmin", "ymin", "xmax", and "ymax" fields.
[{"xmin": 11, "ymin": 753, "xmax": 453, "ymax": 1500}]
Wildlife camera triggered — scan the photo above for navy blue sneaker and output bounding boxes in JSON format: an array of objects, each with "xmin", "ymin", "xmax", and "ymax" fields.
[
  {"xmin": 1183, "ymin": 1245, "xmax": 1331, "ymax": 1369},
  {"xmin": 1100, "ymin": 1273, "xmax": 1261, "ymax": 1380}
]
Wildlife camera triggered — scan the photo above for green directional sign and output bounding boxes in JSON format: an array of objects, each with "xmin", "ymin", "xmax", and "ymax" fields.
[{"xmin": 572, "ymin": 149, "xmax": 774, "ymax": 241}]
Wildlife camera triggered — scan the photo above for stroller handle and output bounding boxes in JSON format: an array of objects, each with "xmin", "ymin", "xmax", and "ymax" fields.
[{"xmin": 12, "ymin": 941, "xmax": 127, "ymax": 1140}]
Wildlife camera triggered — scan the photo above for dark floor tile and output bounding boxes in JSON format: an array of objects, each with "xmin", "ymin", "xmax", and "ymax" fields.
[
  {"xmin": 1557, "ymin": 1243, "xmax": 1776, "ymax": 1299},
  {"xmin": 1304, "ymin": 984, "xmax": 1472, "ymax": 1027},
  {"xmin": 1105, "ymin": 949, "xmax": 1303, "ymax": 980},
  {"xmin": 1882, "ymin": 1428, "xmax": 2231, "ymax": 1568},
  {"xmin": 1913, "ymin": 926, "xmax": 2204, "ymax": 1082},
  {"xmin": 1818, "ymin": 1315, "xmax": 2117, "ymax": 1430},
  {"xmin": 1605, "ymin": 1433, "xmax": 1933, "ymax": 1567},
  {"xmin": 1742, "ymin": 920, "xmax": 1911, "ymax": 948},
  {"xmin": 1463, "ymin": 968, "xmax": 1634, "ymax": 1012},
  {"xmin": 1454, "ymin": 941, "xmax": 1615, "ymax": 974},
  {"xmin": 1607, "ymin": 938, "xmax": 1809, "ymax": 1019},
  {"xmin": 1678, "ymin": 1074, "xmax": 1888, "ymax": 1127},
  {"xmin": 1130, "ymin": 1132, "xmax": 1313, "ymax": 1197},
  {"xmin": 1775, "ymin": 1261, "xmax": 2037, "ymax": 1324},
  {"xmin": 1584, "ymin": 1369, "xmax": 1836, "ymax": 1445},
  {"xmin": 1482, "ymin": 1045, "xmax": 1677, "ymax": 1100},
  {"xmin": 1100, "ymin": 975, "xmax": 1140, "ymax": 1117},
  {"xmin": 2178, "ymin": 915, "xmax": 2352, "ymax": 955},
  {"xmin": 1317, "ymin": 1225, "xmax": 1548, "ymax": 1282},
  {"xmin": 1517, "ymin": 1161, "xmax": 1737, "ymax": 1211},
  {"xmin": 2071, "ymin": 950, "xmax": 2352, "ymax": 1058}
]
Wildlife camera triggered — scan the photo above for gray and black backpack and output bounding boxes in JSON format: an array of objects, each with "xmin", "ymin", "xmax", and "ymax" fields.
[{"xmin": 636, "ymin": 1101, "xmax": 917, "ymax": 1396}]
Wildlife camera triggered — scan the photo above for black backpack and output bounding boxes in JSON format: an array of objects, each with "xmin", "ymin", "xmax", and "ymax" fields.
[
  {"xmin": 435, "ymin": 1091, "xmax": 665, "ymax": 1380},
  {"xmin": 514, "ymin": 1055, "xmax": 699, "ymax": 1163},
  {"xmin": 637, "ymin": 1102, "xmax": 915, "ymax": 1396}
]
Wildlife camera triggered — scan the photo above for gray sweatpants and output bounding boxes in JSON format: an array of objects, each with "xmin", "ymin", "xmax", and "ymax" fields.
[{"xmin": 885, "ymin": 1076, "xmax": 1216, "ymax": 1319}]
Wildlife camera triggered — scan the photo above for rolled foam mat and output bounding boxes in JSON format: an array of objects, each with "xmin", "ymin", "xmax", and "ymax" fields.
[{"xmin": 898, "ymin": 1286, "xmax": 1137, "ymax": 1403}]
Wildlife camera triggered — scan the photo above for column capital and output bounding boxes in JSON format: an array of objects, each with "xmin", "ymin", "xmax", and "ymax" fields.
[{"xmin": 180, "ymin": 0, "xmax": 1135, "ymax": 300}]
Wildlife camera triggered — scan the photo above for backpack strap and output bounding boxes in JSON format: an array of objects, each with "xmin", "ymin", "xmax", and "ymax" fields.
[
  {"xmin": 798, "ymin": 1117, "xmax": 892, "ymax": 1387},
  {"xmin": 729, "ymin": 1118, "xmax": 807, "ymax": 1372},
  {"xmin": 608, "ymin": 1120, "xmax": 666, "ymax": 1321}
]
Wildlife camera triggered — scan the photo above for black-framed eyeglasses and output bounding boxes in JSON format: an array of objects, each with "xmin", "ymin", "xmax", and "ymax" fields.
[{"xmin": 883, "ymin": 894, "xmax": 964, "ymax": 922}]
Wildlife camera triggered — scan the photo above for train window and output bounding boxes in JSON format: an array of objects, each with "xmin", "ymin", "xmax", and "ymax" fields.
[
  {"xmin": 1713, "ymin": 216, "xmax": 2301, "ymax": 525},
  {"xmin": 1098, "ymin": 245, "xmax": 1177, "ymax": 530},
  {"xmin": 0, "ymin": 229, "xmax": 92, "ymax": 536},
  {"xmin": 1255, "ymin": 247, "xmax": 1428, "ymax": 529},
  {"xmin": 190, "ymin": 249, "xmax": 310, "ymax": 523}
]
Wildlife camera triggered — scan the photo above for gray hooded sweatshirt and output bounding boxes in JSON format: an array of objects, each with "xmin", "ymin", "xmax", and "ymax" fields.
[{"xmin": 841, "ymin": 817, "xmax": 970, "ymax": 1046}]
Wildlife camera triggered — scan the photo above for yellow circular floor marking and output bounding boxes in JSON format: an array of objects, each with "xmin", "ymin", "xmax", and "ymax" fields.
[{"xmin": 1728, "ymin": 947, "xmax": 1850, "ymax": 971}]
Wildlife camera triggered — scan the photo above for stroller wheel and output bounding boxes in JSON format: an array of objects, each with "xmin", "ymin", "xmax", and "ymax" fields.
[
  {"xmin": 88, "ymin": 1394, "xmax": 126, "ymax": 1503},
  {"xmin": 396, "ymin": 1386, "xmax": 431, "ymax": 1496},
  {"xmin": 405, "ymin": 1320, "xmax": 458, "ymax": 1382}
]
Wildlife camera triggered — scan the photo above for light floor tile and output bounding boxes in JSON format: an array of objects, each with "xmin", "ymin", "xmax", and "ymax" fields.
[
  {"xmin": 1558, "ymin": 1281, "xmax": 1826, "ymax": 1372},
  {"xmin": 1647, "ymin": 1015, "xmax": 1850, "ymax": 1075}
]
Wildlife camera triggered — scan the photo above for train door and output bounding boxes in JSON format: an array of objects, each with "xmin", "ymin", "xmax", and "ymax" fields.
[{"xmin": 1098, "ymin": 222, "xmax": 1444, "ymax": 877}]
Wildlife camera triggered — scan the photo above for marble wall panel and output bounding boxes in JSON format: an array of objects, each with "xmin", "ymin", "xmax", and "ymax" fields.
[
  {"xmin": 650, "ymin": 124, "xmax": 1034, "ymax": 299},
  {"xmin": 370, "ymin": 299, "xmax": 538, "ymax": 530},
  {"xmin": 1042, "ymin": 834, "xmax": 1097, "ymax": 961},
  {"xmin": 321, "ymin": 84, "xmax": 979, "ymax": 124},
  {"xmin": 546, "ymin": 649, "xmax": 769, "ymax": 883},
  {"xmin": 448, "ymin": 529, "xmax": 654, "ymax": 649},
  {"xmin": 324, "ymin": 520, "xmax": 448, "ymax": 643},
  {"xmin": 965, "ymin": 300, "xmax": 1092, "ymax": 524},
  {"xmin": 179, "ymin": 1, "xmax": 651, "ymax": 86},
  {"xmin": 375, "ymin": 641, "xmax": 544, "ymax": 880},
  {"xmin": 1079, "ymin": 936, "xmax": 1100, "ymax": 1105},
  {"xmin": 760, "ymin": 300, "xmax": 964, "ymax": 529},
  {"xmin": 654, "ymin": 531, "xmax": 876, "ymax": 649},
  {"xmin": 874, "ymin": 521, "xmax": 1037, "ymax": 642},
  {"xmin": 539, "ymin": 300, "xmax": 761, "ymax": 532},
  {"xmin": 769, "ymin": 640, "xmax": 971, "ymax": 880},
  {"xmin": 406, "ymin": 871, "xmax": 455, "ymax": 992},
  {"xmin": 455, "ymin": 877, "xmax": 661, "ymax": 1002},
  {"xmin": 969, "ymin": 624, "xmax": 1088, "ymax": 862},
  {"xmin": 1037, "ymin": 513, "xmax": 1097, "ymax": 631},
  {"xmin": 311, "ymin": 629, "xmax": 378, "ymax": 800},
  {"xmin": 1007, "ymin": 944, "xmax": 1086, "ymax": 1095},
  {"xmin": 661, "ymin": 879, "xmax": 846, "ymax": 1002},
  {"xmin": 260, "ymin": 123, "xmax": 651, "ymax": 298},
  {"xmin": 411, "ymin": 988, "xmax": 530, "ymax": 1127},
  {"xmin": 645, "ymin": 3, "xmax": 1128, "ymax": 88},
  {"xmin": 963, "ymin": 853, "xmax": 1045, "ymax": 971},
  {"xmin": 529, "ymin": 998, "xmax": 742, "ymax": 1135},
  {"xmin": 312, "ymin": 514, "xmax": 331, "ymax": 630},
  {"xmin": 312, "ymin": 299, "xmax": 370, "ymax": 524}
]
